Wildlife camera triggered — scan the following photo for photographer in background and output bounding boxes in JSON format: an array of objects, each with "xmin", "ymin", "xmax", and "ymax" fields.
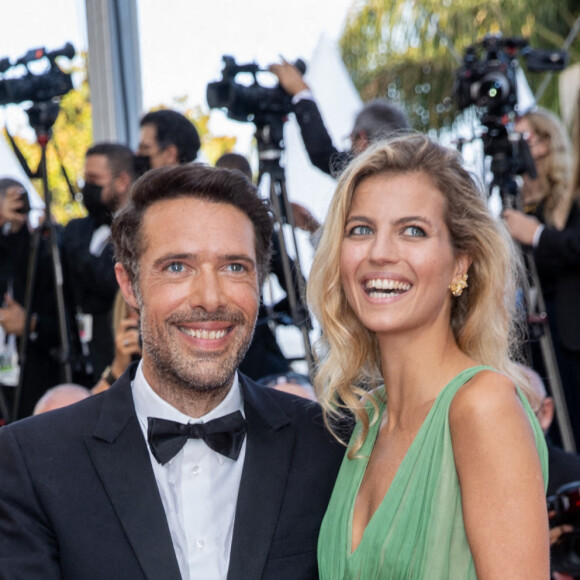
[
  {"xmin": 0, "ymin": 178, "xmax": 63, "ymax": 418},
  {"xmin": 91, "ymin": 291, "xmax": 141, "ymax": 394},
  {"xmin": 269, "ymin": 59, "xmax": 410, "ymax": 176},
  {"xmin": 215, "ymin": 152, "xmax": 303, "ymax": 381},
  {"xmin": 503, "ymin": 106, "xmax": 580, "ymax": 449},
  {"xmin": 62, "ymin": 143, "xmax": 136, "ymax": 385}
]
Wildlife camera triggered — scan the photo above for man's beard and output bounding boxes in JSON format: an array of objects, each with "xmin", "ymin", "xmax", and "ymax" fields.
[{"xmin": 139, "ymin": 306, "xmax": 255, "ymax": 396}]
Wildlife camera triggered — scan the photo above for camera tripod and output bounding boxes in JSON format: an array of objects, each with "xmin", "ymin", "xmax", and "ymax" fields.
[
  {"xmin": 487, "ymin": 128, "xmax": 576, "ymax": 452},
  {"xmin": 0, "ymin": 100, "xmax": 72, "ymax": 423},
  {"xmin": 253, "ymin": 115, "xmax": 314, "ymax": 374}
]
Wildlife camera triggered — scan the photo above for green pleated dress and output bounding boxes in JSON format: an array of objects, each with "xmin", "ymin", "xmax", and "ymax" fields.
[{"xmin": 317, "ymin": 366, "xmax": 548, "ymax": 580}]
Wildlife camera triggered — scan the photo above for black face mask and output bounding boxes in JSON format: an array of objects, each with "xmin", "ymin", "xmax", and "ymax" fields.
[
  {"xmin": 134, "ymin": 155, "xmax": 152, "ymax": 177},
  {"xmin": 82, "ymin": 182, "xmax": 112, "ymax": 227}
]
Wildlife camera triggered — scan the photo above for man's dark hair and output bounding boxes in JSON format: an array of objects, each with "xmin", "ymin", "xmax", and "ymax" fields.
[
  {"xmin": 215, "ymin": 153, "xmax": 253, "ymax": 182},
  {"xmin": 352, "ymin": 100, "xmax": 410, "ymax": 142},
  {"xmin": 0, "ymin": 177, "xmax": 25, "ymax": 197},
  {"xmin": 140, "ymin": 109, "xmax": 201, "ymax": 164},
  {"xmin": 86, "ymin": 142, "xmax": 136, "ymax": 181},
  {"xmin": 112, "ymin": 164, "xmax": 273, "ymax": 287}
]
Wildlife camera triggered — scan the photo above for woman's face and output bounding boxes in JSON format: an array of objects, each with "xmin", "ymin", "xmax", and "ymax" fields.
[
  {"xmin": 515, "ymin": 117, "xmax": 550, "ymax": 163},
  {"xmin": 339, "ymin": 171, "xmax": 467, "ymax": 339}
]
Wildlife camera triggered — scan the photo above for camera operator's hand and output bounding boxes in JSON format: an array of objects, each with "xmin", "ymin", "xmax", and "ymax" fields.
[
  {"xmin": 0, "ymin": 187, "xmax": 27, "ymax": 233},
  {"xmin": 0, "ymin": 294, "xmax": 26, "ymax": 336},
  {"xmin": 269, "ymin": 58, "xmax": 309, "ymax": 97},
  {"xmin": 502, "ymin": 208, "xmax": 542, "ymax": 246}
]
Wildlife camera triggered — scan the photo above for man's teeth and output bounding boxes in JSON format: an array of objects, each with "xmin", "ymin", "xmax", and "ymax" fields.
[
  {"xmin": 180, "ymin": 328, "xmax": 227, "ymax": 340},
  {"xmin": 365, "ymin": 278, "xmax": 411, "ymax": 296}
]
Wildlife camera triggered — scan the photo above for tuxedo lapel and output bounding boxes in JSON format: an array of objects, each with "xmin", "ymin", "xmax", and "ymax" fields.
[
  {"xmin": 85, "ymin": 371, "xmax": 182, "ymax": 580},
  {"xmin": 228, "ymin": 375, "xmax": 295, "ymax": 580}
]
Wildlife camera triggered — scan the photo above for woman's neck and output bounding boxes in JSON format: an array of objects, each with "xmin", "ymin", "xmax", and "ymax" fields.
[{"xmin": 377, "ymin": 326, "xmax": 474, "ymax": 426}]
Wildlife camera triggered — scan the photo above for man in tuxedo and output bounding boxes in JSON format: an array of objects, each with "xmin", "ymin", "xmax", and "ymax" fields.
[{"xmin": 0, "ymin": 164, "xmax": 345, "ymax": 579}]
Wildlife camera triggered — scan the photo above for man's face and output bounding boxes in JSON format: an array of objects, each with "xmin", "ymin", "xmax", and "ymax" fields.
[
  {"xmin": 138, "ymin": 124, "xmax": 176, "ymax": 168},
  {"xmin": 117, "ymin": 197, "xmax": 260, "ymax": 396},
  {"xmin": 0, "ymin": 186, "xmax": 28, "ymax": 233},
  {"xmin": 84, "ymin": 154, "xmax": 117, "ymax": 207}
]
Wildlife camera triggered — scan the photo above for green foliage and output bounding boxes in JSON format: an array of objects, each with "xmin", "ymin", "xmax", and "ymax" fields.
[{"xmin": 340, "ymin": 0, "xmax": 580, "ymax": 130}]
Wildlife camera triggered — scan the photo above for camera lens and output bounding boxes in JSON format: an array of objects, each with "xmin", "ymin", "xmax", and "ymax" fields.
[{"xmin": 476, "ymin": 72, "xmax": 510, "ymax": 107}]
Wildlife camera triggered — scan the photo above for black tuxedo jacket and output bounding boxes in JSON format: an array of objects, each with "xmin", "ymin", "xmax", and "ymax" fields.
[{"xmin": 0, "ymin": 368, "xmax": 345, "ymax": 579}]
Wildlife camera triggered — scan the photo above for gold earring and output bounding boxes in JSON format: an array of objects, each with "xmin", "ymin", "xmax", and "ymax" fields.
[{"xmin": 449, "ymin": 273, "xmax": 468, "ymax": 297}]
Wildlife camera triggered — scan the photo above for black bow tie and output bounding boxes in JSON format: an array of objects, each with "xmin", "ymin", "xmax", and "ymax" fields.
[{"xmin": 147, "ymin": 411, "xmax": 246, "ymax": 465}]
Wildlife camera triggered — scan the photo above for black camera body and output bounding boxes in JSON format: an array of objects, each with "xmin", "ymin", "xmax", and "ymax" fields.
[
  {"xmin": 455, "ymin": 36, "xmax": 526, "ymax": 116},
  {"xmin": 454, "ymin": 35, "xmax": 567, "ymax": 204},
  {"xmin": 548, "ymin": 481, "xmax": 580, "ymax": 577},
  {"xmin": 455, "ymin": 35, "xmax": 567, "ymax": 118},
  {"xmin": 548, "ymin": 481, "xmax": 580, "ymax": 528},
  {"xmin": 206, "ymin": 55, "xmax": 306, "ymax": 125},
  {"xmin": 0, "ymin": 42, "xmax": 74, "ymax": 106}
]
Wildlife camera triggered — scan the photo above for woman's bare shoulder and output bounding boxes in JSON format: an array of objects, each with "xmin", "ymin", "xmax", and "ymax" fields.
[{"xmin": 449, "ymin": 369, "xmax": 524, "ymax": 432}]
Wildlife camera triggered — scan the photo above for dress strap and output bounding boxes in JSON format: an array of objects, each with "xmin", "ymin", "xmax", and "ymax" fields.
[{"xmin": 435, "ymin": 365, "xmax": 494, "ymax": 407}]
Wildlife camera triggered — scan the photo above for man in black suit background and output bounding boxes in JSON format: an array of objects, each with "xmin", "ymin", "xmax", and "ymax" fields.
[
  {"xmin": 62, "ymin": 142, "xmax": 136, "ymax": 383},
  {"xmin": 270, "ymin": 59, "xmax": 410, "ymax": 177},
  {"xmin": 137, "ymin": 108, "xmax": 201, "ymax": 170},
  {"xmin": 0, "ymin": 163, "xmax": 344, "ymax": 580}
]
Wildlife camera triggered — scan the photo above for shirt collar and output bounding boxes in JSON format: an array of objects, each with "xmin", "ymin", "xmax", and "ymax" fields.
[{"xmin": 133, "ymin": 360, "xmax": 244, "ymax": 434}]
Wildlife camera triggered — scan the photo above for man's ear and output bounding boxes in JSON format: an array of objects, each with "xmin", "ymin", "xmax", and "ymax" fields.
[
  {"xmin": 115, "ymin": 263, "xmax": 139, "ymax": 310},
  {"xmin": 352, "ymin": 131, "xmax": 369, "ymax": 154},
  {"xmin": 537, "ymin": 396, "xmax": 554, "ymax": 433},
  {"xmin": 115, "ymin": 171, "xmax": 132, "ymax": 196},
  {"xmin": 162, "ymin": 144, "xmax": 179, "ymax": 166},
  {"xmin": 113, "ymin": 171, "xmax": 132, "ymax": 207}
]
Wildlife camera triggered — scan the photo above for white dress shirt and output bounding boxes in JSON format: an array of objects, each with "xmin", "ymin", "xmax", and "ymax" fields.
[
  {"xmin": 133, "ymin": 362, "xmax": 246, "ymax": 580},
  {"xmin": 88, "ymin": 224, "xmax": 111, "ymax": 257}
]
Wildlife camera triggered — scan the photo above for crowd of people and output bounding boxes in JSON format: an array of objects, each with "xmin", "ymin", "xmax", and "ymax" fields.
[{"xmin": 0, "ymin": 62, "xmax": 580, "ymax": 578}]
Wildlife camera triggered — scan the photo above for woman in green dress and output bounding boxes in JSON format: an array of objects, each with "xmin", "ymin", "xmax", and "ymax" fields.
[{"xmin": 308, "ymin": 134, "xmax": 549, "ymax": 579}]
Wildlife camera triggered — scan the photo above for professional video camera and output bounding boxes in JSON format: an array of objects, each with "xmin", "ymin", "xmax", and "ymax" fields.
[
  {"xmin": 453, "ymin": 35, "xmax": 568, "ymax": 201},
  {"xmin": 206, "ymin": 56, "xmax": 314, "ymax": 370},
  {"xmin": 548, "ymin": 481, "xmax": 580, "ymax": 576},
  {"xmin": 206, "ymin": 55, "xmax": 306, "ymax": 125},
  {"xmin": 455, "ymin": 35, "xmax": 567, "ymax": 118},
  {"xmin": 0, "ymin": 42, "xmax": 75, "ymax": 106}
]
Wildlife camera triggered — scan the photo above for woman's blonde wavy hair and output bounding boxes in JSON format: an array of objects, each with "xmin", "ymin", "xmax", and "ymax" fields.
[
  {"xmin": 521, "ymin": 107, "xmax": 573, "ymax": 229},
  {"xmin": 307, "ymin": 134, "xmax": 531, "ymax": 455}
]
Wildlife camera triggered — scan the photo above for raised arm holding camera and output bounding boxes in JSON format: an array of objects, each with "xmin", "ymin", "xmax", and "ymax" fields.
[{"xmin": 269, "ymin": 58, "xmax": 410, "ymax": 176}]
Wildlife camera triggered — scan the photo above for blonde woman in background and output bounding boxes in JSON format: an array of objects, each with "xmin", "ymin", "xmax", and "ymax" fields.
[
  {"xmin": 92, "ymin": 290, "xmax": 141, "ymax": 394},
  {"xmin": 504, "ymin": 104, "xmax": 580, "ymax": 449}
]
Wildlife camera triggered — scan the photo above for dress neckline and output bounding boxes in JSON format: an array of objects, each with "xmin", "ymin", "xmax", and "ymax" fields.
[{"xmin": 347, "ymin": 365, "xmax": 489, "ymax": 558}]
